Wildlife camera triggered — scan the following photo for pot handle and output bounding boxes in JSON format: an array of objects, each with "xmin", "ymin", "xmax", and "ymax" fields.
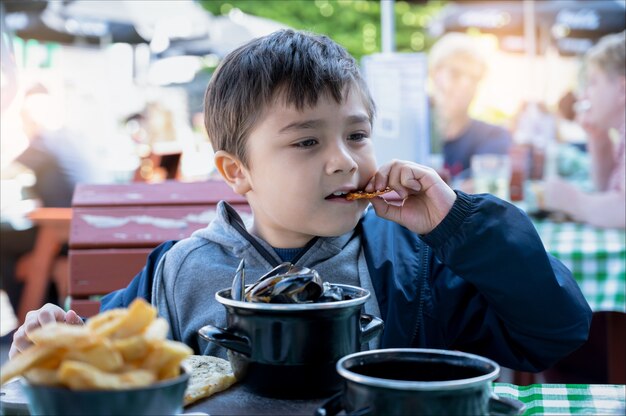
[
  {"xmin": 197, "ymin": 324, "xmax": 252, "ymax": 356},
  {"xmin": 314, "ymin": 392, "xmax": 371, "ymax": 416},
  {"xmin": 359, "ymin": 314, "xmax": 384, "ymax": 345},
  {"xmin": 488, "ymin": 393, "xmax": 526, "ymax": 415}
]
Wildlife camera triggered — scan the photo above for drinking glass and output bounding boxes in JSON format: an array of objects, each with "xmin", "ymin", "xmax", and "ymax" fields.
[{"xmin": 471, "ymin": 154, "xmax": 511, "ymax": 200}]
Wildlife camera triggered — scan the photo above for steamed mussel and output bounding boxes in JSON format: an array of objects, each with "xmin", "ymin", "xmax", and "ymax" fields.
[{"xmin": 231, "ymin": 260, "xmax": 345, "ymax": 304}]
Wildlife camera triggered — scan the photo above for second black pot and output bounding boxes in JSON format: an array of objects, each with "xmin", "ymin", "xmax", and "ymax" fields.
[
  {"xmin": 198, "ymin": 284, "xmax": 383, "ymax": 399},
  {"xmin": 315, "ymin": 348, "xmax": 525, "ymax": 416}
]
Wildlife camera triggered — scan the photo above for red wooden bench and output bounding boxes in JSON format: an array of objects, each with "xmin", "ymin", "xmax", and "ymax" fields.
[{"xmin": 68, "ymin": 179, "xmax": 249, "ymax": 317}]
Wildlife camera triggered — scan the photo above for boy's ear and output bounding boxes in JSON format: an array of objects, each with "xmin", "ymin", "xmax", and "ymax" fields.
[{"xmin": 214, "ymin": 150, "xmax": 251, "ymax": 195}]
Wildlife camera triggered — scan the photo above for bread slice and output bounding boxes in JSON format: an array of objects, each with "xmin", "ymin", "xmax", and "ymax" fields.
[{"xmin": 182, "ymin": 355, "xmax": 237, "ymax": 406}]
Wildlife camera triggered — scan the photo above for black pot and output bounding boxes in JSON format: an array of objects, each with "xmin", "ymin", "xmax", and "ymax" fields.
[
  {"xmin": 198, "ymin": 284, "xmax": 383, "ymax": 399},
  {"xmin": 315, "ymin": 348, "xmax": 525, "ymax": 416}
]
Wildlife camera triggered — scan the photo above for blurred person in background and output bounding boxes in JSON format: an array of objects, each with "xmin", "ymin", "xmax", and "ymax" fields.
[
  {"xmin": 556, "ymin": 90, "xmax": 587, "ymax": 151},
  {"xmin": 124, "ymin": 102, "xmax": 182, "ymax": 182},
  {"xmin": 542, "ymin": 31, "xmax": 625, "ymax": 229},
  {"xmin": 511, "ymin": 100, "xmax": 559, "ymax": 180},
  {"xmin": 0, "ymin": 83, "xmax": 108, "ymax": 316},
  {"xmin": 15, "ymin": 83, "xmax": 107, "ymax": 206},
  {"xmin": 428, "ymin": 32, "xmax": 512, "ymax": 181}
]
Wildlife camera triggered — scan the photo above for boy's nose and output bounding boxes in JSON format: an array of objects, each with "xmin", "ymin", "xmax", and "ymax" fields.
[{"xmin": 326, "ymin": 143, "xmax": 358, "ymax": 174}]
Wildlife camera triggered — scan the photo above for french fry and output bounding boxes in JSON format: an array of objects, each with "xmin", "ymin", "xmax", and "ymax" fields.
[
  {"xmin": 111, "ymin": 336, "xmax": 151, "ymax": 362},
  {"xmin": 28, "ymin": 322, "xmax": 96, "ymax": 349},
  {"xmin": 109, "ymin": 298, "xmax": 157, "ymax": 339},
  {"xmin": 23, "ymin": 368, "xmax": 62, "ymax": 387},
  {"xmin": 158, "ymin": 359, "xmax": 183, "ymax": 380},
  {"xmin": 86, "ymin": 309, "xmax": 127, "ymax": 338},
  {"xmin": 0, "ymin": 344, "xmax": 64, "ymax": 385},
  {"xmin": 64, "ymin": 341, "xmax": 124, "ymax": 372},
  {"xmin": 141, "ymin": 340, "xmax": 193, "ymax": 378},
  {"xmin": 58, "ymin": 360, "xmax": 156, "ymax": 390},
  {"xmin": 35, "ymin": 352, "xmax": 67, "ymax": 370},
  {"xmin": 143, "ymin": 317, "xmax": 169, "ymax": 340}
]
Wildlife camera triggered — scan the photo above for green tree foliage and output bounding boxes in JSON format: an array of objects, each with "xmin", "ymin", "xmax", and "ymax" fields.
[{"xmin": 200, "ymin": 0, "xmax": 446, "ymax": 60}]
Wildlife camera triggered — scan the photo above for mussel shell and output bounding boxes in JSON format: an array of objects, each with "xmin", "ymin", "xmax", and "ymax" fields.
[
  {"xmin": 231, "ymin": 259, "xmax": 246, "ymax": 301},
  {"xmin": 318, "ymin": 282, "xmax": 345, "ymax": 302},
  {"xmin": 257, "ymin": 262, "xmax": 308, "ymax": 282},
  {"xmin": 246, "ymin": 273, "xmax": 323, "ymax": 303}
]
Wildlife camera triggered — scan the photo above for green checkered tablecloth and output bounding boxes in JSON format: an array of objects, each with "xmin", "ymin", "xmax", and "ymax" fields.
[
  {"xmin": 532, "ymin": 220, "xmax": 626, "ymax": 313},
  {"xmin": 494, "ymin": 383, "xmax": 626, "ymax": 415}
]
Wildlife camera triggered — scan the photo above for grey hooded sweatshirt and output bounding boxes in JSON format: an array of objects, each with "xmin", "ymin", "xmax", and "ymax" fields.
[{"xmin": 152, "ymin": 201, "xmax": 381, "ymax": 357}]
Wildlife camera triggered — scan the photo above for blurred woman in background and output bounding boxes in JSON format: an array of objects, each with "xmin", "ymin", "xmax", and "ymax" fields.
[{"xmin": 542, "ymin": 31, "xmax": 625, "ymax": 229}]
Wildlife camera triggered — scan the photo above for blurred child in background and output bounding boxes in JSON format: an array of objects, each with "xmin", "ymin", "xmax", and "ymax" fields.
[{"xmin": 542, "ymin": 31, "xmax": 625, "ymax": 229}]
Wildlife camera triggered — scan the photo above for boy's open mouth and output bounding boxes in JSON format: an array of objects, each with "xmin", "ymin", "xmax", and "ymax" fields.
[{"xmin": 325, "ymin": 190, "xmax": 354, "ymax": 200}]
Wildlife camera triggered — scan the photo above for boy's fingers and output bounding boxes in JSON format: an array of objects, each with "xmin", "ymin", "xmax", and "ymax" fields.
[
  {"xmin": 372, "ymin": 164, "xmax": 392, "ymax": 191},
  {"xmin": 34, "ymin": 304, "xmax": 66, "ymax": 324},
  {"xmin": 8, "ymin": 342, "xmax": 20, "ymax": 359},
  {"xmin": 369, "ymin": 196, "xmax": 402, "ymax": 223},
  {"xmin": 387, "ymin": 167, "xmax": 406, "ymax": 199},
  {"xmin": 65, "ymin": 310, "xmax": 84, "ymax": 325},
  {"xmin": 37, "ymin": 310, "xmax": 59, "ymax": 326},
  {"xmin": 10, "ymin": 308, "xmax": 84, "ymax": 359},
  {"xmin": 10, "ymin": 326, "xmax": 31, "ymax": 358},
  {"xmin": 23, "ymin": 315, "xmax": 43, "ymax": 334},
  {"xmin": 400, "ymin": 166, "xmax": 422, "ymax": 192}
]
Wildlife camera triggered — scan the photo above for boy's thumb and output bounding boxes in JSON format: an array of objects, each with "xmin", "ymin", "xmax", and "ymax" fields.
[{"xmin": 369, "ymin": 197, "xmax": 401, "ymax": 223}]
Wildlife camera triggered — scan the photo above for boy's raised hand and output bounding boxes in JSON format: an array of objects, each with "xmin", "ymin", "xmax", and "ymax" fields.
[
  {"xmin": 8, "ymin": 304, "xmax": 83, "ymax": 359},
  {"xmin": 365, "ymin": 160, "xmax": 457, "ymax": 235}
]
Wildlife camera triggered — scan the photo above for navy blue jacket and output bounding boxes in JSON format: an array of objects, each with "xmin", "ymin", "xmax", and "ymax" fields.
[{"xmin": 101, "ymin": 192, "xmax": 591, "ymax": 372}]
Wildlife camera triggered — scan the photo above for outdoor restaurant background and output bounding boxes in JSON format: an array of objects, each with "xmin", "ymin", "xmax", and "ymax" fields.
[
  {"xmin": 0, "ymin": 0, "xmax": 625, "ymax": 385},
  {"xmin": 3, "ymin": 0, "xmax": 624, "ymax": 183}
]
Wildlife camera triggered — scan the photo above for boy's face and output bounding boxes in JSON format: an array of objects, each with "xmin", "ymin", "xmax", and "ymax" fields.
[{"xmin": 240, "ymin": 87, "xmax": 377, "ymax": 248}]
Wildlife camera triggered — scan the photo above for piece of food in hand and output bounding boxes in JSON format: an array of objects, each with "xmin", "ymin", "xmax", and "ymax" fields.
[
  {"xmin": 0, "ymin": 298, "xmax": 192, "ymax": 389},
  {"xmin": 182, "ymin": 355, "xmax": 237, "ymax": 406},
  {"xmin": 345, "ymin": 187, "xmax": 392, "ymax": 200}
]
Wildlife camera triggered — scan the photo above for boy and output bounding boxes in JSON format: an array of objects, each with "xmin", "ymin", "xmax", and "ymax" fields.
[{"xmin": 11, "ymin": 30, "xmax": 591, "ymax": 373}]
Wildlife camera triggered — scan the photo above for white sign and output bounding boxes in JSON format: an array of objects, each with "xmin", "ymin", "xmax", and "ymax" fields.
[{"xmin": 361, "ymin": 53, "xmax": 430, "ymax": 165}]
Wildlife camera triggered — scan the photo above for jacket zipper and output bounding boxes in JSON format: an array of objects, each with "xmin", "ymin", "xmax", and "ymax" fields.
[{"xmin": 411, "ymin": 242, "xmax": 429, "ymax": 346}]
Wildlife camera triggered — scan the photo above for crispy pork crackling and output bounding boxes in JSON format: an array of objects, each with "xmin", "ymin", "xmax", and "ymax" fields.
[{"xmin": 345, "ymin": 187, "xmax": 392, "ymax": 201}]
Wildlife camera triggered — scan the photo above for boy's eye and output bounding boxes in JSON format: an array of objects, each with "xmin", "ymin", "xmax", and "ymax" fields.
[
  {"xmin": 294, "ymin": 138, "xmax": 318, "ymax": 148},
  {"xmin": 348, "ymin": 132, "xmax": 368, "ymax": 142}
]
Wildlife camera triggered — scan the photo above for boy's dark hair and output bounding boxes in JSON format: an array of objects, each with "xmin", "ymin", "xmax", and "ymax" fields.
[{"xmin": 204, "ymin": 29, "xmax": 376, "ymax": 166}]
